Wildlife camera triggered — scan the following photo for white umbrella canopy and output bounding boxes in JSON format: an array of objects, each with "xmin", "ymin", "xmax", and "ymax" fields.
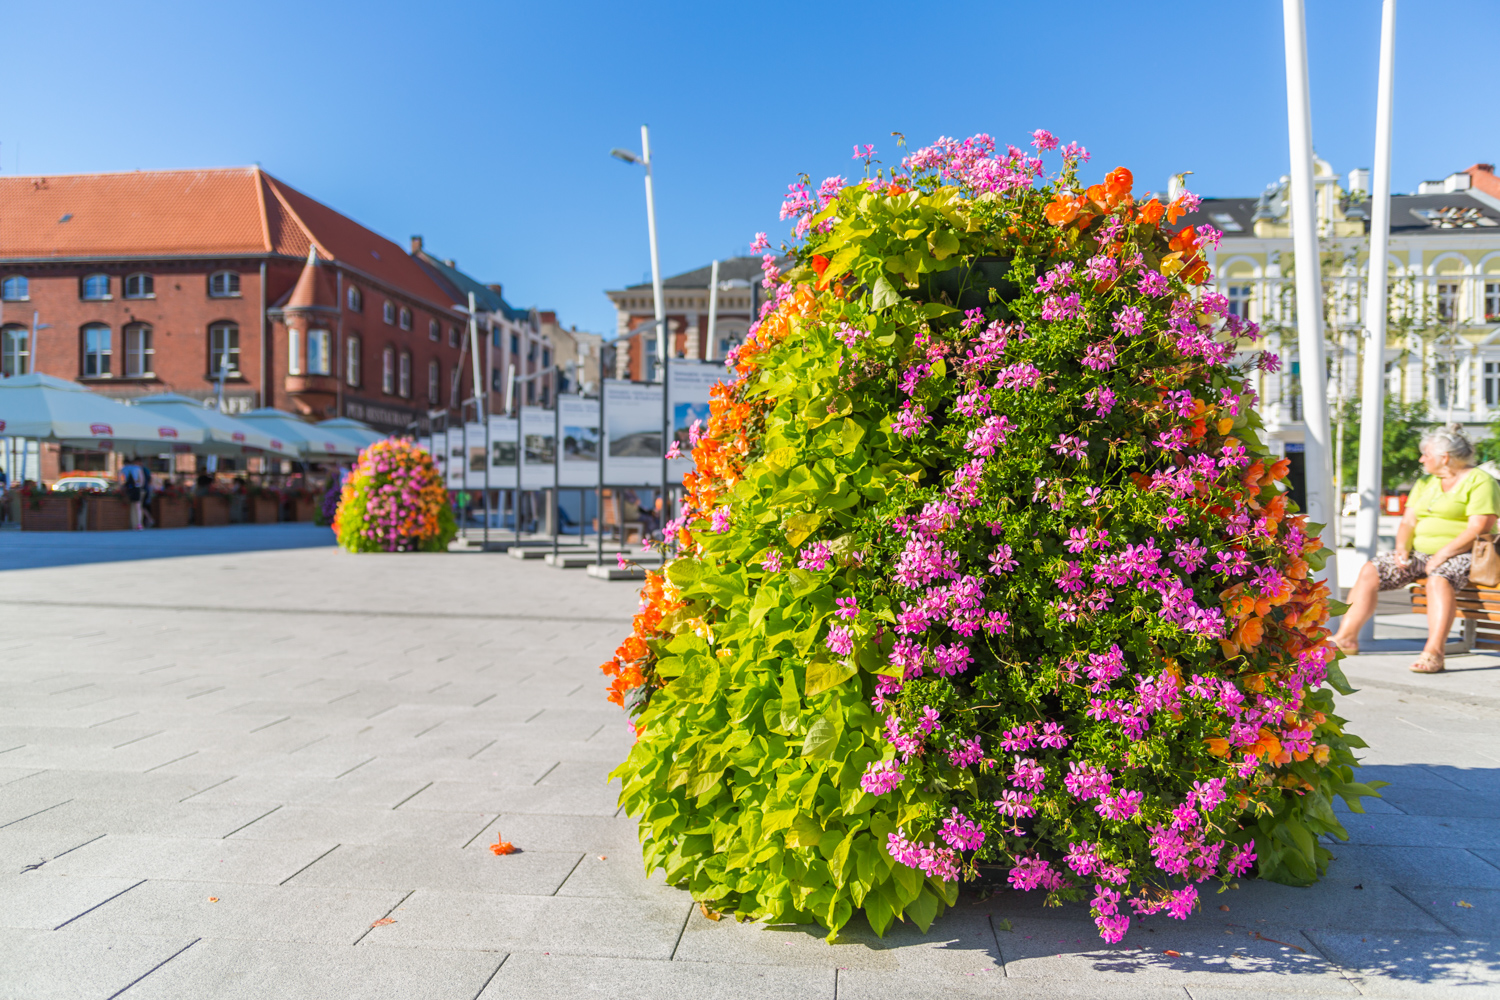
[
  {"xmin": 132, "ymin": 394, "xmax": 300, "ymax": 459},
  {"xmin": 236, "ymin": 408, "xmax": 361, "ymax": 460},
  {"xmin": 0, "ymin": 372, "xmax": 204, "ymax": 452},
  {"xmin": 315, "ymin": 417, "xmax": 386, "ymax": 452}
]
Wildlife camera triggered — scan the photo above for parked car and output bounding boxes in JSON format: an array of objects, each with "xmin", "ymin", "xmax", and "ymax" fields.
[{"xmin": 51, "ymin": 476, "xmax": 112, "ymax": 493}]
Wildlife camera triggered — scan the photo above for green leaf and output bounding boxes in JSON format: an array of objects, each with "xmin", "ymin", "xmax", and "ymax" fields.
[
  {"xmin": 784, "ymin": 512, "xmax": 824, "ymax": 548},
  {"xmin": 664, "ymin": 558, "xmax": 699, "ymax": 589},
  {"xmin": 871, "ymin": 275, "xmax": 900, "ymax": 311},
  {"xmin": 1324, "ymin": 657, "xmax": 1356, "ymax": 696},
  {"xmin": 805, "ymin": 656, "xmax": 858, "ymax": 697},
  {"xmin": 927, "ymin": 228, "xmax": 960, "ymax": 260},
  {"xmin": 801, "ymin": 714, "xmax": 839, "ymax": 759}
]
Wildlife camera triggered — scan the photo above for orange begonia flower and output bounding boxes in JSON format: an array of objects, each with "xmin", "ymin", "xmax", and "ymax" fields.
[
  {"xmin": 1104, "ymin": 166, "xmax": 1133, "ymax": 205},
  {"xmin": 1044, "ymin": 192, "xmax": 1081, "ymax": 227},
  {"xmin": 490, "ymin": 836, "xmax": 516, "ymax": 855},
  {"xmin": 1136, "ymin": 199, "xmax": 1165, "ymax": 226},
  {"xmin": 1204, "ymin": 737, "xmax": 1230, "ymax": 757}
]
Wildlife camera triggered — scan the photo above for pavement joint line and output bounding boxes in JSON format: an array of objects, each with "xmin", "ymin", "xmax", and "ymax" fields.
[
  {"xmin": 532, "ymin": 762, "xmax": 560, "ymax": 786},
  {"xmin": 248, "ymin": 716, "xmax": 291, "ymax": 733},
  {"xmin": 388, "ymin": 670, "xmax": 413, "ymax": 681},
  {"xmin": 551, "ymin": 853, "xmax": 587, "ymax": 897},
  {"xmin": 180, "ymin": 776, "xmax": 237, "ymax": 802},
  {"xmin": 71, "ymin": 631, "xmax": 106, "ymax": 639},
  {"xmin": 288, "ymin": 735, "xmax": 330, "ymax": 754},
  {"xmin": 143, "ymin": 751, "xmax": 198, "ymax": 773},
  {"xmin": 185, "ymin": 685, "xmax": 226, "ymax": 700},
  {"xmin": 428, "ymin": 681, "xmax": 452, "ymax": 694},
  {"xmin": 468, "ymin": 956, "xmax": 508, "ymax": 1000},
  {"xmin": 259, "ymin": 666, "xmax": 292, "ymax": 679},
  {"xmin": 473, "ymin": 693, "xmax": 497, "ymax": 707},
  {"xmin": 0, "ymin": 744, "xmax": 24, "ymax": 757},
  {"xmin": 667, "ymin": 899, "xmax": 695, "ymax": 960},
  {"xmin": 48, "ymin": 683, "xmax": 96, "ymax": 695},
  {"xmin": 51, "ymin": 832, "xmax": 107, "ymax": 861},
  {"xmin": 466, "ymin": 740, "xmax": 496, "ymax": 760},
  {"xmin": 0, "ymin": 798, "xmax": 74, "ymax": 830},
  {"xmin": 413, "ymin": 722, "xmax": 443, "ymax": 738},
  {"xmin": 2, "ymin": 598, "xmax": 634, "ymax": 624},
  {"xmin": 985, "ymin": 913, "xmax": 1009, "ymax": 977},
  {"xmin": 584, "ymin": 724, "xmax": 607, "ymax": 741},
  {"xmin": 391, "ymin": 782, "xmax": 433, "ymax": 810},
  {"xmin": 832, "ymin": 967, "xmax": 839, "ymax": 1000},
  {"xmin": 294, "ymin": 677, "xmax": 326, "ymax": 689},
  {"xmin": 326, "ymin": 690, "xmax": 360, "ymax": 704},
  {"xmin": 52, "ymin": 878, "xmax": 148, "ymax": 930},
  {"xmin": 351, "ymin": 888, "xmax": 415, "ymax": 946},
  {"xmin": 0, "ymin": 769, "xmax": 47, "ymax": 787},
  {"xmin": 524, "ymin": 709, "xmax": 546, "ymax": 723},
  {"xmin": 366, "ymin": 705, "xmax": 398, "ymax": 719},
  {"xmin": 565, "ymin": 683, "xmax": 585, "ymax": 697},
  {"xmin": 223, "ymin": 804, "xmax": 283, "ymax": 838},
  {"xmin": 89, "ymin": 712, "xmax": 140, "ymax": 727},
  {"xmin": 335, "ymin": 757, "xmax": 377, "ymax": 779},
  {"xmin": 103, "ymin": 936, "xmax": 200, "ymax": 1000},
  {"xmin": 112, "ymin": 731, "xmax": 165, "ymax": 749},
  {"xmin": 137, "ymin": 662, "xmax": 177, "ymax": 675},
  {"xmin": 461, "ymin": 814, "xmax": 501, "ymax": 850},
  {"xmin": 1471, "ymin": 849, "xmax": 1500, "ymax": 874},
  {"xmin": 279, "ymin": 843, "xmax": 341, "ymax": 885}
]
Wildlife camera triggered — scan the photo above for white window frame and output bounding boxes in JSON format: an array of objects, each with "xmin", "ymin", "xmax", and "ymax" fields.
[
  {"xmin": 123, "ymin": 273, "xmax": 155, "ymax": 299},
  {"xmin": 382, "ymin": 347, "xmax": 395, "ymax": 394},
  {"xmin": 2, "ymin": 325, "xmax": 29, "ymax": 376},
  {"xmin": 346, "ymin": 335, "xmax": 361, "ymax": 387},
  {"xmin": 428, "ymin": 359, "xmax": 440, "ymax": 402},
  {"xmin": 428, "ymin": 319, "xmax": 440, "ymax": 341},
  {"xmin": 383, "ymin": 301, "xmax": 396, "ymax": 325},
  {"xmin": 288, "ymin": 328, "xmax": 303, "ymax": 375},
  {"xmin": 81, "ymin": 274, "xmax": 111, "ymax": 301},
  {"xmin": 1, "ymin": 276, "xmax": 29, "ymax": 301},
  {"xmin": 448, "ymin": 326, "xmax": 460, "ymax": 349},
  {"xmin": 123, "ymin": 323, "xmax": 153, "ymax": 377},
  {"xmin": 399, "ymin": 307, "xmax": 412, "ymax": 331},
  {"xmin": 1486, "ymin": 281, "xmax": 1500, "ymax": 324},
  {"xmin": 307, "ymin": 329, "xmax": 331, "ymax": 376},
  {"xmin": 209, "ymin": 271, "xmax": 241, "ymax": 298},
  {"xmin": 347, "ymin": 286, "xmax": 362, "ymax": 311},
  {"xmin": 398, "ymin": 352, "xmax": 412, "ymax": 397},
  {"xmin": 209, "ymin": 323, "xmax": 240, "ymax": 376},
  {"xmin": 82, "ymin": 324, "xmax": 112, "ymax": 377}
]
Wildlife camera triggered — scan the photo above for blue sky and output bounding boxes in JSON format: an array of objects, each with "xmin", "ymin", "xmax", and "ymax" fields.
[{"xmin": 3, "ymin": 1, "xmax": 1495, "ymax": 338}]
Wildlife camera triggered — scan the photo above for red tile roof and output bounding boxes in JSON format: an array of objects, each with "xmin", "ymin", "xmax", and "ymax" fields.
[{"xmin": 0, "ymin": 167, "xmax": 461, "ymax": 311}]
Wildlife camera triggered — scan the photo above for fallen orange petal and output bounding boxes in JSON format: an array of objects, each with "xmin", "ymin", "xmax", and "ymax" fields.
[
  {"xmin": 1163, "ymin": 949, "xmax": 1182, "ymax": 957},
  {"xmin": 491, "ymin": 836, "xmax": 516, "ymax": 856},
  {"xmin": 207, "ymin": 897, "xmax": 219, "ymax": 903},
  {"xmin": 371, "ymin": 917, "xmax": 396, "ymax": 927}
]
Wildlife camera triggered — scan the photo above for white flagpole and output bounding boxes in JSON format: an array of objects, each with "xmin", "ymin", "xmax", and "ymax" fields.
[
  {"xmin": 706, "ymin": 259, "xmax": 720, "ymax": 362},
  {"xmin": 1354, "ymin": 0, "xmax": 1397, "ymax": 643},
  {"xmin": 1283, "ymin": 0, "xmax": 1340, "ymax": 600}
]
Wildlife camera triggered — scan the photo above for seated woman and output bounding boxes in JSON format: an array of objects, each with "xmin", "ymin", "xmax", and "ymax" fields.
[{"xmin": 1332, "ymin": 424, "xmax": 1499, "ymax": 673}]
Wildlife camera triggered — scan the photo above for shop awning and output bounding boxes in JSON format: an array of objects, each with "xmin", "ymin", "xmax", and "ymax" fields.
[
  {"xmin": 236, "ymin": 408, "xmax": 363, "ymax": 459},
  {"xmin": 131, "ymin": 394, "xmax": 301, "ymax": 459},
  {"xmin": 0, "ymin": 373, "xmax": 205, "ymax": 452}
]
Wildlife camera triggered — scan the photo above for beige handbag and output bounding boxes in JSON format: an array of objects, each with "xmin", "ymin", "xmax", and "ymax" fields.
[{"xmin": 1469, "ymin": 533, "xmax": 1500, "ymax": 588}]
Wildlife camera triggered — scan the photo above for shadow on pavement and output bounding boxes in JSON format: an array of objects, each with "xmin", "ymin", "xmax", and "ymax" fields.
[{"xmin": 0, "ymin": 523, "xmax": 335, "ymax": 571}]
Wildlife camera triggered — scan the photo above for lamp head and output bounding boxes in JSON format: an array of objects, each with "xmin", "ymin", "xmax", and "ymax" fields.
[{"xmin": 610, "ymin": 148, "xmax": 642, "ymax": 165}]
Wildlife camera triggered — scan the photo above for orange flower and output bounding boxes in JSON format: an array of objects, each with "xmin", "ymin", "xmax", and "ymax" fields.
[
  {"xmin": 1204, "ymin": 737, "xmax": 1230, "ymax": 757},
  {"xmin": 1044, "ymin": 192, "xmax": 1081, "ymax": 226},
  {"xmin": 490, "ymin": 835, "xmax": 516, "ymax": 856},
  {"xmin": 1136, "ymin": 198, "xmax": 1165, "ymax": 226},
  {"xmin": 1104, "ymin": 166, "xmax": 1133, "ymax": 205}
]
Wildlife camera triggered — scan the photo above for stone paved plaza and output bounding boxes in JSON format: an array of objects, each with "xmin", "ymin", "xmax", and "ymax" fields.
[{"xmin": 1, "ymin": 527, "xmax": 1499, "ymax": 998}]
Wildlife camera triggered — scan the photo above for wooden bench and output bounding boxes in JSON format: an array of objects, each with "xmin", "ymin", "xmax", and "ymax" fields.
[{"xmin": 1411, "ymin": 583, "xmax": 1500, "ymax": 653}]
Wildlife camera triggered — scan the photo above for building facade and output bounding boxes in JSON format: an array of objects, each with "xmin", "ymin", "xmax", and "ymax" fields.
[
  {"xmin": 0, "ymin": 168, "xmax": 476, "ymax": 433},
  {"xmin": 1179, "ymin": 161, "xmax": 1500, "ymax": 478},
  {"xmin": 603, "ymin": 257, "xmax": 763, "ymax": 381},
  {"xmin": 538, "ymin": 311, "xmax": 604, "ymax": 398}
]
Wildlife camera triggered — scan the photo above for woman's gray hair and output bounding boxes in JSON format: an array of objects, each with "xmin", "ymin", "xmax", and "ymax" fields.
[{"xmin": 1420, "ymin": 422, "xmax": 1475, "ymax": 464}]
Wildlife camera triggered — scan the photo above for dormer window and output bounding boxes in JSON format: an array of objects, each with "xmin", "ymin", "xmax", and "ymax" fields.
[
  {"xmin": 209, "ymin": 271, "xmax": 241, "ymax": 297},
  {"xmin": 124, "ymin": 273, "xmax": 154, "ymax": 299},
  {"xmin": 81, "ymin": 274, "xmax": 111, "ymax": 300},
  {"xmin": 399, "ymin": 307, "xmax": 412, "ymax": 330}
]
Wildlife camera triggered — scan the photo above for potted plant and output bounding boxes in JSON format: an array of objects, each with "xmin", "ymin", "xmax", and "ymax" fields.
[
  {"xmin": 18, "ymin": 482, "xmax": 76, "ymax": 531},
  {"xmin": 246, "ymin": 484, "xmax": 280, "ymax": 524},
  {"xmin": 151, "ymin": 481, "xmax": 191, "ymax": 529},
  {"xmin": 335, "ymin": 439, "xmax": 456, "ymax": 552},
  {"xmin": 194, "ymin": 487, "xmax": 230, "ymax": 527},
  {"xmin": 291, "ymin": 488, "xmax": 316, "ymax": 522},
  {"xmin": 82, "ymin": 484, "xmax": 131, "ymax": 531}
]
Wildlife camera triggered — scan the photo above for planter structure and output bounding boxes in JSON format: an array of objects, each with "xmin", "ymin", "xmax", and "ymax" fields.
[
  {"xmin": 194, "ymin": 495, "xmax": 230, "ymax": 527},
  {"xmin": 292, "ymin": 497, "xmax": 315, "ymax": 522},
  {"xmin": 248, "ymin": 495, "xmax": 280, "ymax": 524},
  {"xmin": 152, "ymin": 495, "xmax": 191, "ymax": 529},
  {"xmin": 84, "ymin": 495, "xmax": 131, "ymax": 531},
  {"xmin": 20, "ymin": 494, "xmax": 76, "ymax": 531}
]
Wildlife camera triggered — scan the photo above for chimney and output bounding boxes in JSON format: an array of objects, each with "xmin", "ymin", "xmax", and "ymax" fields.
[
  {"xmin": 487, "ymin": 283, "xmax": 503, "ymax": 298},
  {"xmin": 1464, "ymin": 164, "xmax": 1500, "ymax": 200},
  {"xmin": 410, "ymin": 235, "xmax": 423, "ymax": 254}
]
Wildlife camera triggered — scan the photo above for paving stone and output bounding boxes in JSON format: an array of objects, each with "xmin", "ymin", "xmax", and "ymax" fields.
[
  {"xmin": 121, "ymin": 937, "xmax": 503, "ymax": 1000},
  {"xmin": 1303, "ymin": 930, "xmax": 1500, "ymax": 993},
  {"xmin": 61, "ymin": 879, "xmax": 406, "ymax": 945},
  {"xmin": 479, "ymin": 953, "xmax": 835, "ymax": 1000},
  {"xmin": 0, "ymin": 872, "xmax": 143, "ymax": 930},
  {"xmin": 1397, "ymin": 887, "xmax": 1500, "ymax": 938},
  {"xmin": 1314, "ymin": 845, "xmax": 1500, "ymax": 889},
  {"xmin": 358, "ymin": 888, "xmax": 690, "ymax": 958},
  {"xmin": 834, "ymin": 969, "xmax": 1198, "ymax": 999},
  {"xmin": 406, "ymin": 780, "xmax": 621, "ymax": 816},
  {"xmin": 226, "ymin": 804, "xmax": 495, "ymax": 848},
  {"xmin": 282, "ymin": 842, "xmax": 584, "ymax": 894},
  {"xmin": 0, "ymin": 928, "xmax": 198, "ymax": 1000},
  {"xmin": 552, "ymin": 848, "xmax": 689, "ymax": 901},
  {"xmin": 44, "ymin": 834, "xmax": 341, "ymax": 885},
  {"xmin": 472, "ymin": 812, "xmax": 641, "ymax": 852}
]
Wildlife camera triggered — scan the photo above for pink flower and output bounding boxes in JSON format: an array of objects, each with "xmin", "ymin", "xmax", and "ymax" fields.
[
  {"xmin": 710, "ymin": 506, "xmax": 731, "ymax": 533},
  {"xmin": 750, "ymin": 232, "xmax": 769, "ymax": 254},
  {"xmin": 860, "ymin": 759, "xmax": 904, "ymax": 795},
  {"xmin": 824, "ymin": 625, "xmax": 853, "ymax": 657},
  {"xmin": 835, "ymin": 596, "xmax": 860, "ymax": 620},
  {"xmin": 1161, "ymin": 507, "xmax": 1186, "ymax": 530},
  {"xmin": 1030, "ymin": 129, "xmax": 1059, "ymax": 152},
  {"xmin": 1138, "ymin": 271, "xmax": 1171, "ymax": 297},
  {"xmin": 760, "ymin": 549, "xmax": 784, "ymax": 573},
  {"xmin": 940, "ymin": 808, "xmax": 985, "ymax": 850},
  {"xmin": 1041, "ymin": 292, "xmax": 1082, "ymax": 322},
  {"xmin": 1111, "ymin": 305, "xmax": 1146, "ymax": 337},
  {"xmin": 798, "ymin": 541, "xmax": 833, "ymax": 571}
]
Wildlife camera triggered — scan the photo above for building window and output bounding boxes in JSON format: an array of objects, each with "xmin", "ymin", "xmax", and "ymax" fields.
[
  {"xmin": 1, "ymin": 325, "xmax": 29, "ymax": 376},
  {"xmin": 82, "ymin": 324, "xmax": 111, "ymax": 377},
  {"xmin": 1227, "ymin": 284, "xmax": 1253, "ymax": 319},
  {"xmin": 288, "ymin": 328, "xmax": 302, "ymax": 375},
  {"xmin": 209, "ymin": 322, "xmax": 240, "ymax": 376},
  {"xmin": 209, "ymin": 271, "xmax": 240, "ymax": 297},
  {"xmin": 429, "ymin": 319, "xmax": 440, "ymax": 342},
  {"xmin": 346, "ymin": 335, "xmax": 361, "ymax": 387},
  {"xmin": 510, "ymin": 333, "xmax": 519, "ymax": 356},
  {"xmin": 428, "ymin": 359, "xmax": 440, "ymax": 403},
  {"xmin": 399, "ymin": 307, "xmax": 412, "ymax": 331},
  {"xmin": 1437, "ymin": 282, "xmax": 1460, "ymax": 322},
  {"xmin": 308, "ymin": 329, "xmax": 331, "ymax": 376},
  {"xmin": 398, "ymin": 351, "xmax": 412, "ymax": 397},
  {"xmin": 1486, "ymin": 282, "xmax": 1500, "ymax": 323},
  {"xmin": 1436, "ymin": 361, "xmax": 1453, "ymax": 408},
  {"xmin": 1, "ymin": 276, "xmax": 28, "ymax": 301},
  {"xmin": 383, "ymin": 301, "xmax": 396, "ymax": 325},
  {"xmin": 1286, "ymin": 360, "xmax": 1302, "ymax": 422},
  {"xmin": 1485, "ymin": 361, "xmax": 1499, "ymax": 407},
  {"xmin": 542, "ymin": 348, "xmax": 551, "ymax": 368},
  {"xmin": 81, "ymin": 274, "xmax": 110, "ymax": 301},
  {"xmin": 449, "ymin": 326, "xmax": 460, "ymax": 349},
  {"xmin": 382, "ymin": 347, "xmax": 396, "ymax": 394},
  {"xmin": 124, "ymin": 273, "xmax": 154, "ymax": 299},
  {"xmin": 347, "ymin": 286, "xmax": 363, "ymax": 312},
  {"xmin": 123, "ymin": 323, "xmax": 153, "ymax": 377}
]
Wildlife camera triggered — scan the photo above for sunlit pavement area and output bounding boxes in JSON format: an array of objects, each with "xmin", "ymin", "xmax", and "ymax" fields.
[{"xmin": 0, "ymin": 536, "xmax": 1497, "ymax": 999}]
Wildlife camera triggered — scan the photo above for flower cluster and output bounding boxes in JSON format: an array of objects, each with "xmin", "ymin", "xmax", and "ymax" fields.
[{"xmin": 334, "ymin": 438, "xmax": 455, "ymax": 553}]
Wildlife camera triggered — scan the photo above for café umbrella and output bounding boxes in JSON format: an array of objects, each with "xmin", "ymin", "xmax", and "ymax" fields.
[
  {"xmin": 131, "ymin": 393, "xmax": 300, "ymax": 459},
  {"xmin": 235, "ymin": 408, "xmax": 363, "ymax": 459},
  {"xmin": 315, "ymin": 417, "xmax": 385, "ymax": 452},
  {"xmin": 0, "ymin": 372, "xmax": 204, "ymax": 452}
]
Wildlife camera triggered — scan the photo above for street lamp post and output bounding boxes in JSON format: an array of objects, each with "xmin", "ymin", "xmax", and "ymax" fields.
[{"xmin": 612, "ymin": 125, "xmax": 671, "ymax": 538}]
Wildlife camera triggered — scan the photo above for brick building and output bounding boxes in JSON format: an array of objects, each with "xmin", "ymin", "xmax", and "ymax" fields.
[
  {"xmin": 0, "ymin": 168, "xmax": 475, "ymax": 433},
  {"xmin": 602, "ymin": 256, "xmax": 765, "ymax": 381}
]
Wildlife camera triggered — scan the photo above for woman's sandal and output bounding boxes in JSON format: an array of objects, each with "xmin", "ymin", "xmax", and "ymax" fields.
[
  {"xmin": 1331, "ymin": 635, "xmax": 1359, "ymax": 656},
  {"xmin": 1410, "ymin": 651, "xmax": 1446, "ymax": 674}
]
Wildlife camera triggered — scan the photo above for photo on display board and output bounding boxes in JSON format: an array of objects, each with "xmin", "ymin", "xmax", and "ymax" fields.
[
  {"xmin": 525, "ymin": 433, "xmax": 556, "ymax": 465},
  {"xmin": 468, "ymin": 446, "xmax": 485, "ymax": 472},
  {"xmin": 564, "ymin": 426, "xmax": 599, "ymax": 462},
  {"xmin": 673, "ymin": 401, "xmax": 712, "ymax": 447},
  {"xmin": 608, "ymin": 413, "xmax": 661, "ymax": 458},
  {"xmin": 492, "ymin": 440, "xmax": 517, "ymax": 467}
]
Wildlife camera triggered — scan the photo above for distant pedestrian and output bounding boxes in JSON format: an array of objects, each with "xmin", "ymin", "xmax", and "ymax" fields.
[{"xmin": 121, "ymin": 457, "xmax": 148, "ymax": 530}]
